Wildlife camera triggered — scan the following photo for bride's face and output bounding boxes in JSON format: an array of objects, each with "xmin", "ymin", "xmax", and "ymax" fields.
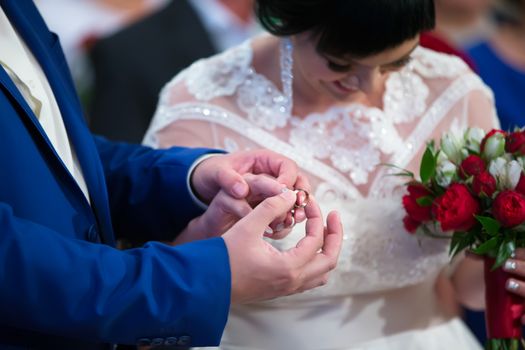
[{"xmin": 292, "ymin": 33, "xmax": 420, "ymax": 102}]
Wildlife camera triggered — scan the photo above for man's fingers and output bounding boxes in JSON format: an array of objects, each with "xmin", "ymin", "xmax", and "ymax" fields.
[
  {"xmin": 236, "ymin": 189, "xmax": 297, "ymax": 237},
  {"xmin": 279, "ymin": 210, "xmax": 342, "ymax": 295},
  {"xmin": 287, "ymin": 197, "xmax": 324, "ymax": 267},
  {"xmin": 322, "ymin": 211, "xmax": 343, "ymax": 259},
  {"xmin": 215, "ymin": 191, "xmax": 253, "ymax": 218},
  {"xmin": 270, "ymin": 155, "xmax": 299, "ymax": 190},
  {"xmin": 243, "ymin": 173, "xmax": 286, "ymax": 202},
  {"xmin": 216, "ymin": 167, "xmax": 249, "ymax": 199}
]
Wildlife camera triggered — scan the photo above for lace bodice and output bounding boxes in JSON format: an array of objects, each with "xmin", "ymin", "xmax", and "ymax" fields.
[{"xmin": 144, "ymin": 35, "xmax": 499, "ymax": 299}]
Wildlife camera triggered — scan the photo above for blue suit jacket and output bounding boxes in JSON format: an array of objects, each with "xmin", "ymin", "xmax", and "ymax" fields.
[{"xmin": 0, "ymin": 0, "xmax": 230, "ymax": 348}]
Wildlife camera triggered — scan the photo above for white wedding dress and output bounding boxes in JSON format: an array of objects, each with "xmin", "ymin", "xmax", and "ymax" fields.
[{"xmin": 144, "ymin": 35, "xmax": 499, "ymax": 350}]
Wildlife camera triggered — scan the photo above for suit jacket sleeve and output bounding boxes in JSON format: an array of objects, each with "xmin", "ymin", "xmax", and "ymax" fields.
[
  {"xmin": 0, "ymin": 200, "xmax": 231, "ymax": 346},
  {"xmin": 94, "ymin": 136, "xmax": 223, "ymax": 243}
]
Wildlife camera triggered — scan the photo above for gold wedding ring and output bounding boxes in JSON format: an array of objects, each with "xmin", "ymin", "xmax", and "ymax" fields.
[{"xmin": 293, "ymin": 189, "xmax": 309, "ymax": 209}]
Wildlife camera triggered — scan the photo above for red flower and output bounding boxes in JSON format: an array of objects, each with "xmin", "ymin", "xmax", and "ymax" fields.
[
  {"xmin": 432, "ymin": 183, "xmax": 480, "ymax": 231},
  {"xmin": 480, "ymin": 129, "xmax": 507, "ymax": 154},
  {"xmin": 516, "ymin": 173, "xmax": 525, "ymax": 195},
  {"xmin": 459, "ymin": 155, "xmax": 485, "ymax": 179},
  {"xmin": 402, "ymin": 184, "xmax": 432, "ymax": 222},
  {"xmin": 506, "ymin": 131, "xmax": 525, "ymax": 155},
  {"xmin": 472, "ymin": 171, "xmax": 497, "ymax": 197},
  {"xmin": 403, "ymin": 215, "xmax": 420, "ymax": 233},
  {"xmin": 492, "ymin": 190, "xmax": 525, "ymax": 228}
]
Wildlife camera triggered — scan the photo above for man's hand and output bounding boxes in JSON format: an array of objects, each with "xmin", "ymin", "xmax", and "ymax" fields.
[
  {"xmin": 191, "ymin": 149, "xmax": 309, "ymax": 199},
  {"xmin": 191, "ymin": 150, "xmax": 310, "ymax": 230},
  {"xmin": 175, "ymin": 174, "xmax": 304, "ymax": 244},
  {"xmin": 222, "ymin": 189, "xmax": 343, "ymax": 304}
]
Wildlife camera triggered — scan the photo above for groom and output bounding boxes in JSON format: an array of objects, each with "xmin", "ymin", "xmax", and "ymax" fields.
[{"xmin": 0, "ymin": 0, "xmax": 343, "ymax": 349}]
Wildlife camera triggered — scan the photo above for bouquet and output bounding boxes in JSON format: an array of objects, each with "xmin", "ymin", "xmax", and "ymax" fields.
[{"xmin": 399, "ymin": 127, "xmax": 525, "ymax": 350}]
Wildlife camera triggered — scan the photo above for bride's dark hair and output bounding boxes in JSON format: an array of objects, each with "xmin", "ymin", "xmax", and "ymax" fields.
[{"xmin": 255, "ymin": 0, "xmax": 435, "ymax": 57}]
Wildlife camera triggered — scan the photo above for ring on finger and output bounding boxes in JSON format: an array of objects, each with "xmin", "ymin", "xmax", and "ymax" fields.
[{"xmin": 294, "ymin": 188, "xmax": 309, "ymax": 209}]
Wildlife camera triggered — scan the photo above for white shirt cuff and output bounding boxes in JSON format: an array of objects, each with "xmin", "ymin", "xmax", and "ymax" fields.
[{"xmin": 186, "ymin": 153, "xmax": 222, "ymax": 210}]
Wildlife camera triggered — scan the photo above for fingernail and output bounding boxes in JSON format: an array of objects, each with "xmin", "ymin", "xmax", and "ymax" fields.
[
  {"xmin": 280, "ymin": 188, "xmax": 295, "ymax": 200},
  {"xmin": 233, "ymin": 182, "xmax": 247, "ymax": 197},
  {"xmin": 275, "ymin": 223, "xmax": 285, "ymax": 232},
  {"xmin": 507, "ymin": 279, "xmax": 520, "ymax": 291},
  {"xmin": 504, "ymin": 260, "xmax": 517, "ymax": 271},
  {"xmin": 264, "ymin": 227, "xmax": 274, "ymax": 235}
]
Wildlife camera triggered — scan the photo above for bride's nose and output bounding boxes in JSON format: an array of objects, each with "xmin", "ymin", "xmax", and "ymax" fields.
[{"xmin": 355, "ymin": 69, "xmax": 383, "ymax": 95}]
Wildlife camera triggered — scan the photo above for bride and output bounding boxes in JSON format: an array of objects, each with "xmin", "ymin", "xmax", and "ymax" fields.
[{"xmin": 144, "ymin": 0, "xmax": 502, "ymax": 348}]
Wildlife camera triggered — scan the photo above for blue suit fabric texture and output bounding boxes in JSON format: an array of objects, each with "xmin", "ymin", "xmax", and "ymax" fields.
[{"xmin": 0, "ymin": 0, "xmax": 230, "ymax": 348}]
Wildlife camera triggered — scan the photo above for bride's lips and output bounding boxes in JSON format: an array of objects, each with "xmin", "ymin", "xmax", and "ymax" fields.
[{"xmin": 333, "ymin": 80, "xmax": 359, "ymax": 94}]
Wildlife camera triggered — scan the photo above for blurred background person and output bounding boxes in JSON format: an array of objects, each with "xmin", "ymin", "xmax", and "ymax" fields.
[
  {"xmin": 433, "ymin": 0, "xmax": 495, "ymax": 49},
  {"xmin": 35, "ymin": 0, "xmax": 167, "ymax": 105},
  {"xmin": 418, "ymin": 0, "xmax": 494, "ymax": 72},
  {"xmin": 467, "ymin": 0, "xmax": 525, "ymax": 131},
  {"xmin": 87, "ymin": 0, "xmax": 258, "ymax": 143}
]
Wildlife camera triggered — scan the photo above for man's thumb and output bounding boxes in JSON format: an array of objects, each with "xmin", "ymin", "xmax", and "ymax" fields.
[{"xmin": 237, "ymin": 188, "xmax": 296, "ymax": 235}]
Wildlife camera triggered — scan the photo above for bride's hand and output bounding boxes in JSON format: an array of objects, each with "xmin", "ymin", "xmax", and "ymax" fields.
[{"xmin": 501, "ymin": 248, "xmax": 525, "ymax": 324}]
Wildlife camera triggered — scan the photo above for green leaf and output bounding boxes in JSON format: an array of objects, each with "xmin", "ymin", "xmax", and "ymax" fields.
[
  {"xmin": 493, "ymin": 241, "xmax": 516, "ymax": 270},
  {"xmin": 476, "ymin": 216, "xmax": 501, "ymax": 236},
  {"xmin": 378, "ymin": 163, "xmax": 414, "ymax": 179},
  {"xmin": 506, "ymin": 241, "xmax": 516, "ymax": 258},
  {"xmin": 485, "ymin": 338, "xmax": 521, "ymax": 350},
  {"xmin": 416, "ymin": 196, "xmax": 433, "ymax": 207},
  {"xmin": 449, "ymin": 231, "xmax": 473, "ymax": 258},
  {"xmin": 420, "ymin": 146, "xmax": 436, "ymax": 183},
  {"xmin": 472, "ymin": 237, "xmax": 499, "ymax": 255}
]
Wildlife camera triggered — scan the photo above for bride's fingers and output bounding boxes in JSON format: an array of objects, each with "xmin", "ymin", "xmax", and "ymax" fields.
[
  {"xmin": 512, "ymin": 248, "xmax": 525, "ymax": 260},
  {"xmin": 502, "ymin": 258, "xmax": 525, "ymax": 298},
  {"xmin": 503, "ymin": 259, "xmax": 525, "ymax": 279},
  {"xmin": 505, "ymin": 277, "xmax": 525, "ymax": 298}
]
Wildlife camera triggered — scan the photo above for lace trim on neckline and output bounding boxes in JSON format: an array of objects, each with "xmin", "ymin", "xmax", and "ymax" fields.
[{"xmin": 180, "ymin": 40, "xmax": 472, "ymax": 130}]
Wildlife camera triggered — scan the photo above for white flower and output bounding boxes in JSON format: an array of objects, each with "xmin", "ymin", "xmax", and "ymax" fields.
[
  {"xmin": 482, "ymin": 133, "xmax": 505, "ymax": 160},
  {"xmin": 464, "ymin": 127, "xmax": 485, "ymax": 153},
  {"xmin": 507, "ymin": 161, "xmax": 522, "ymax": 189},
  {"xmin": 441, "ymin": 133, "xmax": 465, "ymax": 164},
  {"xmin": 437, "ymin": 150, "xmax": 448, "ymax": 163},
  {"xmin": 489, "ymin": 158, "xmax": 521, "ymax": 190},
  {"xmin": 517, "ymin": 156, "xmax": 525, "ymax": 170},
  {"xmin": 436, "ymin": 160, "xmax": 457, "ymax": 187}
]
